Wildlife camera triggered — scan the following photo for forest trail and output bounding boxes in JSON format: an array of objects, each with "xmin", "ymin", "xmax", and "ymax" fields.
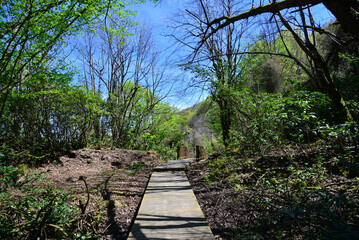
[{"xmin": 128, "ymin": 159, "xmax": 215, "ymax": 240}]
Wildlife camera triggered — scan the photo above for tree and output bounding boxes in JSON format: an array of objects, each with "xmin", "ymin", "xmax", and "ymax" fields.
[
  {"xmin": 79, "ymin": 17, "xmax": 172, "ymax": 147},
  {"xmin": 0, "ymin": 0, "xmax": 166, "ymax": 160},
  {"xmin": 0, "ymin": 64, "xmax": 103, "ymax": 160},
  {"xmin": 275, "ymin": 9, "xmax": 354, "ymax": 122},
  {"xmin": 202, "ymin": 0, "xmax": 359, "ymax": 42},
  {"xmin": 0, "ymin": 0, "xmax": 150, "ymax": 117},
  {"xmin": 171, "ymin": 0, "xmax": 248, "ymax": 146},
  {"xmin": 190, "ymin": 0, "xmax": 357, "ymax": 122}
]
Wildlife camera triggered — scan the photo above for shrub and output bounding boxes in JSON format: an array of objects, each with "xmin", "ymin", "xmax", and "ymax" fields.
[{"xmin": 0, "ymin": 165, "xmax": 79, "ymax": 239}]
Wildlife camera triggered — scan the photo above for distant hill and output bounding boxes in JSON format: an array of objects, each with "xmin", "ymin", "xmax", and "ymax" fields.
[{"xmin": 180, "ymin": 98, "xmax": 217, "ymax": 153}]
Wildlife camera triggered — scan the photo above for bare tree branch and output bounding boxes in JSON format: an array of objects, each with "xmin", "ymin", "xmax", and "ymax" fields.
[
  {"xmin": 202, "ymin": 0, "xmax": 322, "ymax": 45},
  {"xmin": 202, "ymin": 0, "xmax": 359, "ymax": 47}
]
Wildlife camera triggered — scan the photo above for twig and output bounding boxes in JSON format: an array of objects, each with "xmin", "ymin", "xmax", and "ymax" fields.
[{"xmin": 79, "ymin": 176, "xmax": 90, "ymax": 215}]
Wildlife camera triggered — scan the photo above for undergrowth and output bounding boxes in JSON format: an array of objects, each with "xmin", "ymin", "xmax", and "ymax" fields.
[
  {"xmin": 192, "ymin": 140, "xmax": 359, "ymax": 239},
  {"xmin": 0, "ymin": 162, "xmax": 102, "ymax": 239}
]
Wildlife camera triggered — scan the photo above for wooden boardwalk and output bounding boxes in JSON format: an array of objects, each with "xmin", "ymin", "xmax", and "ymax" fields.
[{"xmin": 128, "ymin": 159, "xmax": 214, "ymax": 240}]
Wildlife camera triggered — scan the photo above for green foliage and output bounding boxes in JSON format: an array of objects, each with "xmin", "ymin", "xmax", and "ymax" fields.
[
  {"xmin": 1, "ymin": 58, "xmax": 187, "ymax": 164},
  {"xmin": 0, "ymin": 0, "xmax": 171, "ymax": 155},
  {"xmin": 131, "ymin": 162, "xmax": 143, "ymax": 171},
  {"xmin": 0, "ymin": 165, "xmax": 79, "ymax": 239},
  {"xmin": 0, "ymin": 0, "xmax": 187, "ymax": 165},
  {"xmin": 0, "ymin": 0, "xmax": 138, "ymax": 109},
  {"xmin": 202, "ymin": 134, "xmax": 221, "ymax": 155},
  {"xmin": 212, "ymin": 88, "xmax": 357, "ymax": 155},
  {"xmin": 0, "ymin": 67, "xmax": 104, "ymax": 164},
  {"xmin": 85, "ymin": 82, "xmax": 188, "ymax": 160},
  {"xmin": 245, "ymin": 31, "xmax": 309, "ymax": 93},
  {"xmin": 198, "ymin": 148, "xmax": 359, "ymax": 239},
  {"xmin": 200, "ymin": 85, "xmax": 359, "ymax": 238},
  {"xmin": 137, "ymin": 106, "xmax": 188, "ymax": 160}
]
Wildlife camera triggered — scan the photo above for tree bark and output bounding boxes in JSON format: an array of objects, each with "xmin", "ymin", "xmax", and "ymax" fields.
[
  {"xmin": 196, "ymin": 145, "xmax": 207, "ymax": 160},
  {"xmin": 206, "ymin": 0, "xmax": 359, "ymax": 41},
  {"xmin": 217, "ymin": 96, "xmax": 232, "ymax": 147},
  {"xmin": 278, "ymin": 13, "xmax": 354, "ymax": 122},
  {"xmin": 323, "ymin": 0, "xmax": 359, "ymax": 39}
]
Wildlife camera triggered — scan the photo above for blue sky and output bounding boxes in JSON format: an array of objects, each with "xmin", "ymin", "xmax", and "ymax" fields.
[
  {"xmin": 64, "ymin": 1, "xmax": 337, "ymax": 112},
  {"xmin": 129, "ymin": 0, "xmax": 336, "ymax": 110},
  {"xmin": 133, "ymin": 0, "xmax": 335, "ymax": 50},
  {"xmin": 68, "ymin": 1, "xmax": 336, "ymax": 111},
  {"xmin": 130, "ymin": 1, "xmax": 209, "ymax": 110}
]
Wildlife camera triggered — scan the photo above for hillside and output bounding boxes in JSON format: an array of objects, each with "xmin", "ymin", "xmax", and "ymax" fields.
[
  {"xmin": 181, "ymin": 99, "xmax": 217, "ymax": 153},
  {"xmin": 1, "ymin": 148, "xmax": 163, "ymax": 239}
]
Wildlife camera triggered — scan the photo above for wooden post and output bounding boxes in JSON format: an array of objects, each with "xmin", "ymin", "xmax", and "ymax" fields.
[
  {"xmin": 196, "ymin": 146, "xmax": 207, "ymax": 160},
  {"xmin": 177, "ymin": 146, "xmax": 189, "ymax": 159}
]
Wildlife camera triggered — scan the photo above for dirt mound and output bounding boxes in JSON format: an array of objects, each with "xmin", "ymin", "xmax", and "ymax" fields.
[{"xmin": 34, "ymin": 147, "xmax": 163, "ymax": 239}]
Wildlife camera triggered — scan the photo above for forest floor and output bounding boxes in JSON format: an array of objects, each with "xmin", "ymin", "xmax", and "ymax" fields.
[
  {"xmin": 33, "ymin": 146, "xmax": 358, "ymax": 240},
  {"xmin": 34, "ymin": 147, "xmax": 163, "ymax": 239},
  {"xmin": 186, "ymin": 146, "xmax": 359, "ymax": 240}
]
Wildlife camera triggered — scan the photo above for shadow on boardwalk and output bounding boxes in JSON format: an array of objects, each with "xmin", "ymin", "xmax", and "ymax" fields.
[
  {"xmin": 130, "ymin": 214, "xmax": 211, "ymax": 240},
  {"xmin": 128, "ymin": 160, "xmax": 214, "ymax": 240}
]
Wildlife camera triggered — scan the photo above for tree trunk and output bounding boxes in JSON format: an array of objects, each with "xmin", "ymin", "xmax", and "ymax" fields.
[
  {"xmin": 93, "ymin": 116, "xmax": 101, "ymax": 140},
  {"xmin": 306, "ymin": 42, "xmax": 354, "ymax": 122},
  {"xmin": 218, "ymin": 97, "xmax": 232, "ymax": 147},
  {"xmin": 314, "ymin": 60, "xmax": 354, "ymax": 122},
  {"xmin": 323, "ymin": 0, "xmax": 359, "ymax": 39},
  {"xmin": 196, "ymin": 146, "xmax": 207, "ymax": 160},
  {"xmin": 278, "ymin": 13, "xmax": 355, "ymax": 122}
]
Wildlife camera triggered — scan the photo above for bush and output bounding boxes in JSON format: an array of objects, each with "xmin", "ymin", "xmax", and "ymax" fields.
[
  {"xmin": 0, "ymin": 165, "xmax": 79, "ymax": 239},
  {"xmin": 225, "ymin": 90, "xmax": 352, "ymax": 153}
]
